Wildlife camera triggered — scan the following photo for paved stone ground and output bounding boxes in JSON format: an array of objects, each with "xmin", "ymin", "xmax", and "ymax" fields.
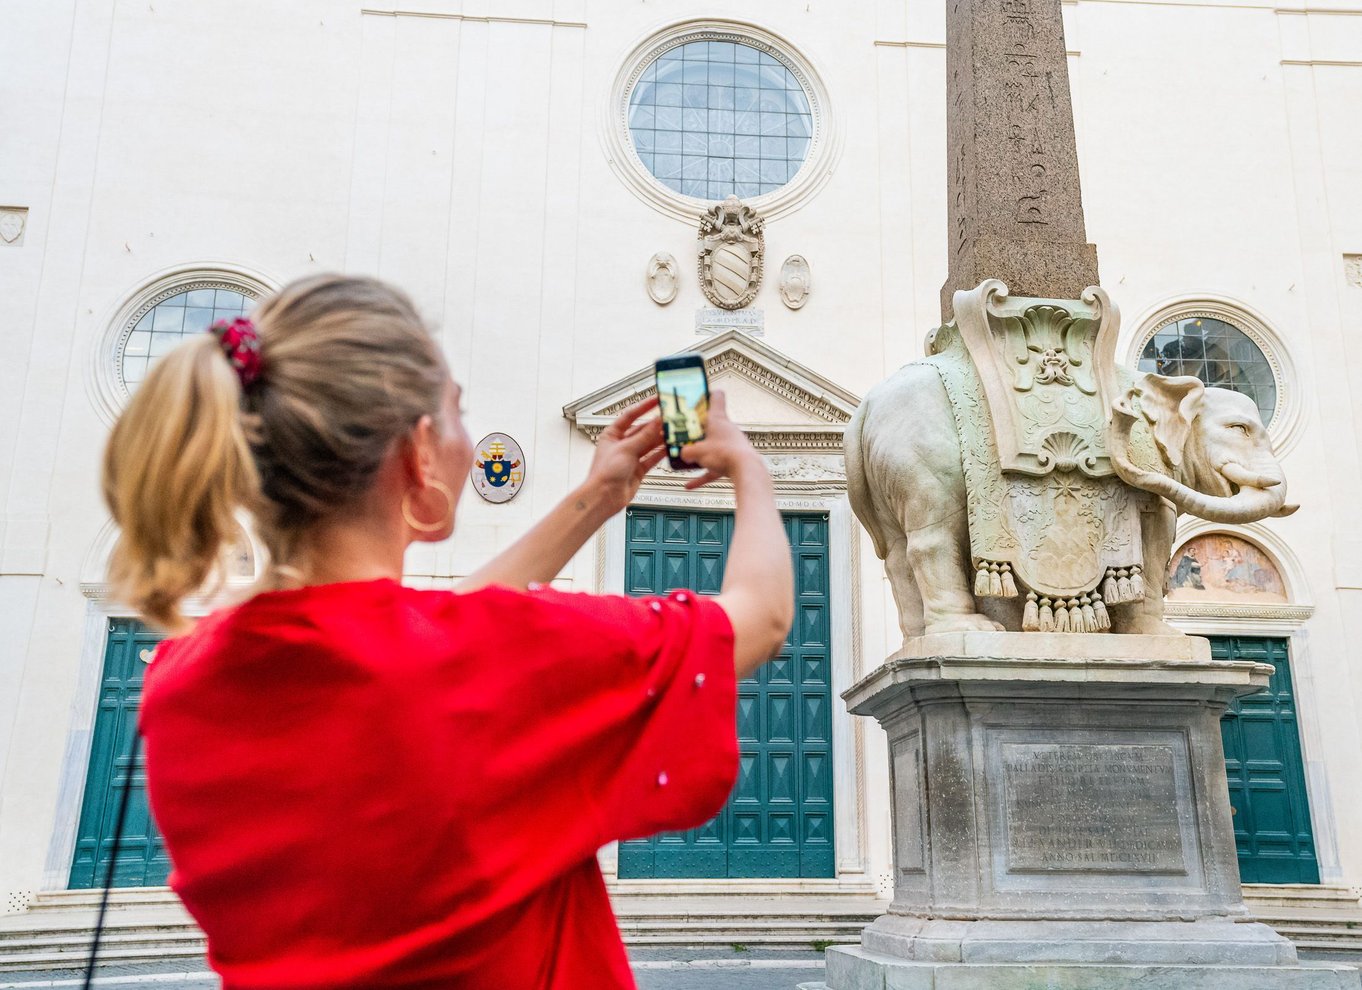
[
  {"xmin": 0, "ymin": 946, "xmax": 832, "ymax": 989},
  {"xmin": 3, "ymin": 947, "xmax": 1356, "ymax": 989},
  {"xmin": 633, "ymin": 945, "xmax": 825, "ymax": 989}
]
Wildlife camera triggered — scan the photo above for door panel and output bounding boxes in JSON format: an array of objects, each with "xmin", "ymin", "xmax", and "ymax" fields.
[
  {"xmin": 618, "ymin": 509, "xmax": 834, "ymax": 878},
  {"xmin": 69, "ymin": 619, "xmax": 170, "ymax": 889},
  {"xmin": 1213, "ymin": 636, "xmax": 1319, "ymax": 885}
]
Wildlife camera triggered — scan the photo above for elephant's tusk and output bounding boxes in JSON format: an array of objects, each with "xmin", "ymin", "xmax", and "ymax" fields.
[
  {"xmin": 1273, "ymin": 503, "xmax": 1300, "ymax": 517},
  {"xmin": 1221, "ymin": 462, "xmax": 1282, "ymax": 490}
]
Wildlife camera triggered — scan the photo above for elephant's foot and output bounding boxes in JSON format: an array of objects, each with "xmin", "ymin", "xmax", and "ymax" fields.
[
  {"xmin": 923, "ymin": 613, "xmax": 1006, "ymax": 634},
  {"xmin": 1112, "ymin": 615, "xmax": 1183, "ymax": 636}
]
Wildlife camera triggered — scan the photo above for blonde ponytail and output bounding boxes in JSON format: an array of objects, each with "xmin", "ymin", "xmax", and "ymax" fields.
[
  {"xmin": 102, "ymin": 274, "xmax": 448, "ymax": 631},
  {"xmin": 103, "ymin": 333, "xmax": 261, "ymax": 632}
]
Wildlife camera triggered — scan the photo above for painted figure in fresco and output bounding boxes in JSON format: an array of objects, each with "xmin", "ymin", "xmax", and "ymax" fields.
[
  {"xmin": 1223, "ymin": 548, "xmax": 1273, "ymax": 594},
  {"xmin": 1171, "ymin": 547, "xmax": 1205, "ymax": 591}
]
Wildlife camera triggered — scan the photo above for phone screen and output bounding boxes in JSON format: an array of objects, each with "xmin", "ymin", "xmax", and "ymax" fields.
[{"xmin": 655, "ymin": 357, "xmax": 710, "ymax": 469}]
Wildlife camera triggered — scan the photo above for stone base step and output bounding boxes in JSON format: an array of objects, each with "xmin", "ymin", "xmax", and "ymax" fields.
[
  {"xmin": 1244, "ymin": 884, "xmax": 1362, "ymax": 912},
  {"xmin": 0, "ymin": 890, "xmax": 884, "ymax": 971},
  {"xmin": 22, "ymin": 889, "xmax": 181, "ymax": 913},
  {"xmin": 0, "ymin": 944, "xmax": 207, "ymax": 973},
  {"xmin": 825, "ymin": 947, "xmax": 1362, "ymax": 990},
  {"xmin": 6, "ymin": 886, "xmax": 1362, "ymax": 972},
  {"xmin": 1242, "ymin": 885, "xmax": 1362, "ymax": 957}
]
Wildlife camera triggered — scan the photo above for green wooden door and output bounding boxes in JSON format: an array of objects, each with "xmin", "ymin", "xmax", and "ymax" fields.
[
  {"xmin": 1213, "ymin": 636, "xmax": 1319, "ymax": 884},
  {"xmin": 69, "ymin": 619, "xmax": 171, "ymax": 889},
  {"xmin": 618, "ymin": 509, "xmax": 834, "ymax": 878}
]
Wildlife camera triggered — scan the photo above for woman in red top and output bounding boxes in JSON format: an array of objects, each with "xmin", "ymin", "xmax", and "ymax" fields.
[{"xmin": 101, "ymin": 274, "xmax": 793, "ymax": 989}]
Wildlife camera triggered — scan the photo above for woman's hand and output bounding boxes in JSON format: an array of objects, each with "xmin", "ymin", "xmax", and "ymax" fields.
[
  {"xmin": 679, "ymin": 391, "xmax": 762, "ymax": 490},
  {"xmin": 585, "ymin": 397, "xmax": 667, "ymax": 513},
  {"xmin": 459, "ymin": 399, "xmax": 663, "ymax": 592}
]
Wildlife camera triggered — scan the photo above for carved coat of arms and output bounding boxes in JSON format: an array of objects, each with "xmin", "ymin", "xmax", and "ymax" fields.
[
  {"xmin": 0, "ymin": 212, "xmax": 24, "ymax": 245},
  {"xmin": 698, "ymin": 196, "xmax": 764, "ymax": 310},
  {"xmin": 471, "ymin": 433, "xmax": 526, "ymax": 504}
]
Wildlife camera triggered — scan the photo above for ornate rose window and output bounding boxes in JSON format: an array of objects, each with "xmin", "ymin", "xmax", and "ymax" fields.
[
  {"xmin": 626, "ymin": 39, "xmax": 814, "ymax": 201},
  {"xmin": 605, "ymin": 21, "xmax": 839, "ymax": 222}
]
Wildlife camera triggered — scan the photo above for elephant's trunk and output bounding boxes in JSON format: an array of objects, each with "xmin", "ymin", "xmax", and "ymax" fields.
[
  {"xmin": 1109, "ymin": 405, "xmax": 1291, "ymax": 523},
  {"xmin": 1147, "ymin": 477, "xmax": 1288, "ymax": 522}
]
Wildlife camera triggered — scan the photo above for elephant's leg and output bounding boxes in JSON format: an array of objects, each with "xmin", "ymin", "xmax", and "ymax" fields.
[
  {"xmin": 903, "ymin": 508, "xmax": 1004, "ymax": 634},
  {"xmin": 1111, "ymin": 499, "xmax": 1181, "ymax": 636},
  {"xmin": 885, "ymin": 538, "xmax": 925, "ymax": 643}
]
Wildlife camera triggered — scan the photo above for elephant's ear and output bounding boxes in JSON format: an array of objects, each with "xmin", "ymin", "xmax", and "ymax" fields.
[{"xmin": 1137, "ymin": 374, "xmax": 1205, "ymax": 469}]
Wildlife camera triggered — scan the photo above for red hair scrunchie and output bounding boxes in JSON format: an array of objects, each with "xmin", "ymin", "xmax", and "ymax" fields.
[{"xmin": 209, "ymin": 317, "xmax": 263, "ymax": 389}]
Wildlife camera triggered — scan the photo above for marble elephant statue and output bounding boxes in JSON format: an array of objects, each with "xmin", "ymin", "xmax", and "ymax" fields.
[{"xmin": 845, "ymin": 364, "xmax": 1295, "ymax": 640}]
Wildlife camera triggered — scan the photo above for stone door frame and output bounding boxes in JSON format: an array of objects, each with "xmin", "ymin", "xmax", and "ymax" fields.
[
  {"xmin": 595, "ymin": 482, "xmax": 875, "ymax": 894},
  {"xmin": 563, "ymin": 330, "xmax": 875, "ymax": 894},
  {"xmin": 1165, "ymin": 518, "xmax": 1338, "ymax": 884}
]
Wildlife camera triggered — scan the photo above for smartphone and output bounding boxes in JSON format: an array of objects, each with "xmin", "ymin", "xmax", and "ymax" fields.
[{"xmin": 654, "ymin": 353, "xmax": 710, "ymax": 470}]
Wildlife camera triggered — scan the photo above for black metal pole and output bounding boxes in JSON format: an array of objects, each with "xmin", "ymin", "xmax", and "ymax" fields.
[{"xmin": 82, "ymin": 728, "xmax": 143, "ymax": 989}]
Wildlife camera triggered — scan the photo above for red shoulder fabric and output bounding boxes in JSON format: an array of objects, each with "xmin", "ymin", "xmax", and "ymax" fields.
[{"xmin": 140, "ymin": 580, "xmax": 736, "ymax": 990}]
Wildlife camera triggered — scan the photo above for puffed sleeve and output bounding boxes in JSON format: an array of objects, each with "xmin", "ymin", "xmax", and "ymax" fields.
[
  {"xmin": 435, "ymin": 585, "xmax": 738, "ymax": 881},
  {"xmin": 586, "ymin": 589, "xmax": 739, "ymax": 842}
]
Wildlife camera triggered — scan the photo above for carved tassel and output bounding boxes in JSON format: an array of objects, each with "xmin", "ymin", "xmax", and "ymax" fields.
[
  {"xmin": 1039, "ymin": 597, "xmax": 1054, "ymax": 632},
  {"xmin": 1054, "ymin": 602, "xmax": 1070, "ymax": 633},
  {"xmin": 1116, "ymin": 568, "xmax": 1133, "ymax": 603},
  {"xmin": 1080, "ymin": 595, "xmax": 1097, "ymax": 632},
  {"xmin": 1130, "ymin": 565, "xmax": 1145, "ymax": 600},
  {"xmin": 1023, "ymin": 591, "xmax": 1040, "ymax": 631},
  {"xmin": 1000, "ymin": 564, "xmax": 1018, "ymax": 598},
  {"xmin": 975, "ymin": 563, "xmax": 990, "ymax": 597},
  {"xmin": 988, "ymin": 563, "xmax": 1003, "ymax": 597},
  {"xmin": 1102, "ymin": 570, "xmax": 1119, "ymax": 603},
  {"xmin": 1092, "ymin": 593, "xmax": 1111, "ymax": 631}
]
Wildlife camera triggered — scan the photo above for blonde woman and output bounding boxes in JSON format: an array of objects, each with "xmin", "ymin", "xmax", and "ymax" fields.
[{"xmin": 103, "ymin": 274, "xmax": 793, "ymax": 989}]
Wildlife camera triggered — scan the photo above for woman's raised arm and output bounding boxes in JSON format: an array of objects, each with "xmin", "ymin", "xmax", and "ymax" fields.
[
  {"xmin": 460, "ymin": 390, "xmax": 794, "ymax": 679},
  {"xmin": 679, "ymin": 392, "xmax": 794, "ymax": 678},
  {"xmin": 458, "ymin": 398, "xmax": 666, "ymax": 593}
]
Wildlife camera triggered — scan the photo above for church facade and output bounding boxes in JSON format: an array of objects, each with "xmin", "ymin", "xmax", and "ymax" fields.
[{"xmin": 2, "ymin": 0, "xmax": 1361, "ymax": 918}]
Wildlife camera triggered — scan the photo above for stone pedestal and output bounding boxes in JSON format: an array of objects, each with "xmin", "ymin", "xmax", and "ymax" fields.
[{"xmin": 823, "ymin": 633, "xmax": 1360, "ymax": 989}]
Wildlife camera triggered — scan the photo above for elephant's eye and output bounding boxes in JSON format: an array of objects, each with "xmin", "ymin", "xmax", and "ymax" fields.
[{"xmin": 1230, "ymin": 423, "xmax": 1251, "ymax": 435}]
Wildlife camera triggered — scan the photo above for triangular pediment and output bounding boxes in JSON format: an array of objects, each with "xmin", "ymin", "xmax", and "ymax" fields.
[{"xmin": 563, "ymin": 330, "xmax": 859, "ymax": 454}]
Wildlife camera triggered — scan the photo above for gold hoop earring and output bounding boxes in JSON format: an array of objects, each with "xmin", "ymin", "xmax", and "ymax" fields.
[{"xmin": 402, "ymin": 479, "xmax": 455, "ymax": 534}]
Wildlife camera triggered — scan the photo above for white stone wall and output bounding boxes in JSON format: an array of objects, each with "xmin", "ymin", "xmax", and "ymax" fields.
[{"xmin": 1, "ymin": 0, "xmax": 1359, "ymax": 903}]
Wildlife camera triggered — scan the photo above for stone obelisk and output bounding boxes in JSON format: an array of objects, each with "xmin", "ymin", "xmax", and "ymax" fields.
[
  {"xmin": 818, "ymin": 0, "xmax": 1362, "ymax": 984},
  {"xmin": 941, "ymin": 0, "xmax": 1099, "ymax": 317}
]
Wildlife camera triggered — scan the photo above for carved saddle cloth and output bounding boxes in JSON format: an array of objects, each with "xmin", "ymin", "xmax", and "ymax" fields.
[{"xmin": 921, "ymin": 316, "xmax": 1150, "ymax": 632}]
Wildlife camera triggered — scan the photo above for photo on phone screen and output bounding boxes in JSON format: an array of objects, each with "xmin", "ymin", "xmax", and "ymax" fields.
[{"xmin": 655, "ymin": 356, "xmax": 709, "ymax": 470}]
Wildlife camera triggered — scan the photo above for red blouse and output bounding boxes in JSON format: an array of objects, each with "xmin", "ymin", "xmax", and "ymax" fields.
[{"xmin": 140, "ymin": 579, "xmax": 737, "ymax": 989}]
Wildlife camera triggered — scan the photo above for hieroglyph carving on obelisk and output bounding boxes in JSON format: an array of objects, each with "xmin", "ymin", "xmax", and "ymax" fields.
[{"xmin": 941, "ymin": 0, "xmax": 1100, "ymax": 317}]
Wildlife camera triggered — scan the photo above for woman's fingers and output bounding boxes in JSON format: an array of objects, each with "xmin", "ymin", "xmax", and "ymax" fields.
[
  {"xmin": 706, "ymin": 389, "xmax": 728, "ymax": 419},
  {"xmin": 640, "ymin": 446, "xmax": 667, "ymax": 473},
  {"xmin": 621, "ymin": 416, "xmax": 663, "ymax": 453},
  {"xmin": 684, "ymin": 469, "xmax": 723, "ymax": 490},
  {"xmin": 604, "ymin": 396, "xmax": 660, "ymax": 437}
]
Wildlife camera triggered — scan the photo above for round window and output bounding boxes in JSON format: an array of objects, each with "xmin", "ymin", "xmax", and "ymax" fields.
[
  {"xmin": 1138, "ymin": 316, "xmax": 1278, "ymax": 426},
  {"xmin": 119, "ymin": 286, "xmax": 253, "ymax": 391},
  {"xmin": 626, "ymin": 40, "xmax": 814, "ymax": 201}
]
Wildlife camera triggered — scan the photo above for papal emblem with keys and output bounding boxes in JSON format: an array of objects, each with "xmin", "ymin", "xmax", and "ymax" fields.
[{"xmin": 471, "ymin": 433, "xmax": 526, "ymax": 504}]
